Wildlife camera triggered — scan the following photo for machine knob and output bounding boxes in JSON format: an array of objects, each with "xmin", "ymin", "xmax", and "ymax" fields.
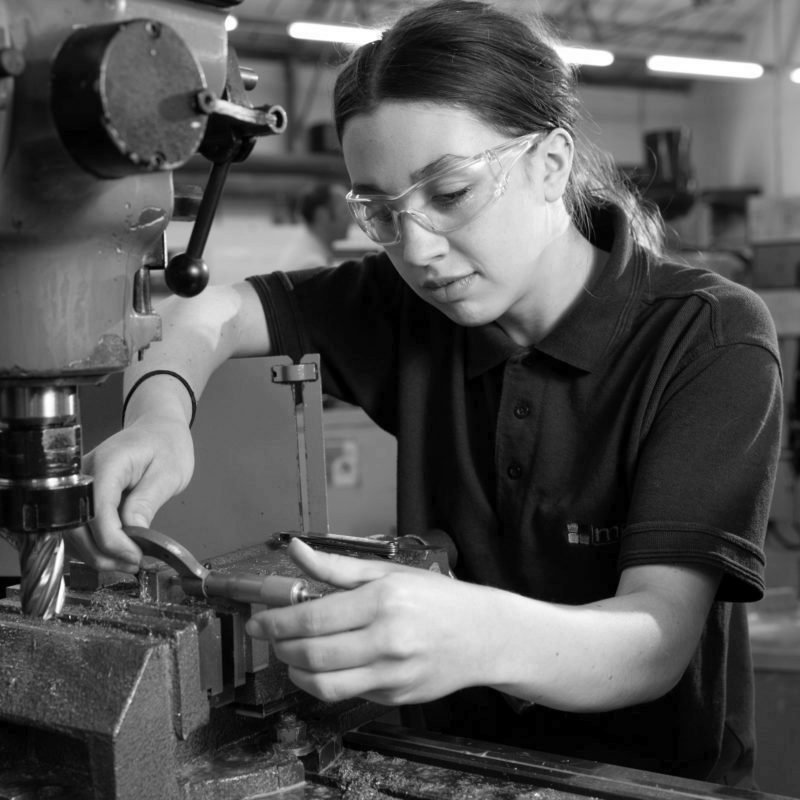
[{"xmin": 164, "ymin": 252, "xmax": 209, "ymax": 298}]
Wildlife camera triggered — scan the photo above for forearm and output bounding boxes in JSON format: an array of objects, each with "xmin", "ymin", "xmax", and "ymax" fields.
[
  {"xmin": 478, "ymin": 591, "xmax": 672, "ymax": 710},
  {"xmin": 464, "ymin": 565, "xmax": 719, "ymax": 712},
  {"xmin": 123, "ymin": 281, "xmax": 269, "ymax": 426}
]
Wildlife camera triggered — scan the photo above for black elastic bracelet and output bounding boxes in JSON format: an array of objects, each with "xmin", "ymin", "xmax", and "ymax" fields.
[{"xmin": 121, "ymin": 370, "xmax": 197, "ymax": 428}]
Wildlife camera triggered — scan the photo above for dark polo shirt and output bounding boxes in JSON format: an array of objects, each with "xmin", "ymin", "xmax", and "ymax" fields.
[{"xmin": 247, "ymin": 205, "xmax": 782, "ymax": 785}]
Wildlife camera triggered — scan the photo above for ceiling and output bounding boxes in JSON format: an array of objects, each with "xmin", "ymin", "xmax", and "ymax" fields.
[{"xmin": 228, "ymin": 0, "xmax": 791, "ymax": 89}]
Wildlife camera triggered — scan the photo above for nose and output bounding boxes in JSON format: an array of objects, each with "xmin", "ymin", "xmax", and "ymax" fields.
[{"xmin": 397, "ymin": 210, "xmax": 448, "ymax": 265}]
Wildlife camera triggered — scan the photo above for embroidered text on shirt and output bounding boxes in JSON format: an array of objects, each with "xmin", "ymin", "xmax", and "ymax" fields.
[{"xmin": 565, "ymin": 522, "xmax": 623, "ymax": 546}]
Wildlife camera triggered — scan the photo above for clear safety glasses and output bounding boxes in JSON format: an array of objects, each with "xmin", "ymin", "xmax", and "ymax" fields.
[{"xmin": 346, "ymin": 132, "xmax": 542, "ymax": 246}]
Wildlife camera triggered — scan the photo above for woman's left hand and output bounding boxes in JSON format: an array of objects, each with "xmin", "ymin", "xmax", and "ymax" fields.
[{"xmin": 245, "ymin": 538, "xmax": 488, "ymax": 705}]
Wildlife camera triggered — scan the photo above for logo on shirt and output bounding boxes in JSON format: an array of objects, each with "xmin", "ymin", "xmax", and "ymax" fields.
[{"xmin": 565, "ymin": 522, "xmax": 623, "ymax": 546}]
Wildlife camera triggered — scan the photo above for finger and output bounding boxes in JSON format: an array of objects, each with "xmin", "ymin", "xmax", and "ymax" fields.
[
  {"xmin": 287, "ymin": 664, "xmax": 385, "ymax": 704},
  {"xmin": 287, "ymin": 538, "xmax": 405, "ymax": 589},
  {"xmin": 64, "ymin": 524, "xmax": 140, "ymax": 573},
  {"xmin": 272, "ymin": 628, "xmax": 378, "ymax": 673},
  {"xmin": 88, "ymin": 452, "xmax": 146, "ymax": 565},
  {"xmin": 246, "ymin": 587, "xmax": 376, "ymax": 640},
  {"xmin": 118, "ymin": 470, "xmax": 173, "ymax": 530},
  {"xmin": 90, "ymin": 491, "xmax": 144, "ymax": 569},
  {"xmin": 88, "ymin": 504, "xmax": 143, "ymax": 568}
]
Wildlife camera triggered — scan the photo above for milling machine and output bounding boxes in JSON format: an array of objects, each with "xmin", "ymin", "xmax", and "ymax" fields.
[
  {"xmin": 0, "ymin": 3, "xmax": 797, "ymax": 799},
  {"xmin": 0, "ymin": 0, "xmax": 288, "ymax": 618}
]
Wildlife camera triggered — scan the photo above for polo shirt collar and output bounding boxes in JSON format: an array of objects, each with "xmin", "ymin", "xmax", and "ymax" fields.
[{"xmin": 466, "ymin": 204, "xmax": 641, "ymax": 378}]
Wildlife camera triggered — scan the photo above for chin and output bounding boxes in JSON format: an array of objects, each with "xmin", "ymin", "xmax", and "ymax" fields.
[{"xmin": 439, "ymin": 305, "xmax": 496, "ymax": 328}]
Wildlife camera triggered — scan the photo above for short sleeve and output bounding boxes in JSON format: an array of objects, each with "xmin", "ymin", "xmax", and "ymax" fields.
[
  {"xmin": 621, "ymin": 341, "xmax": 782, "ymax": 601},
  {"xmin": 247, "ymin": 253, "xmax": 407, "ymax": 432}
]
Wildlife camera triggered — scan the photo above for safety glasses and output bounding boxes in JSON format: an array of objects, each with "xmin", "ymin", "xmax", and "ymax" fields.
[{"xmin": 346, "ymin": 132, "xmax": 542, "ymax": 246}]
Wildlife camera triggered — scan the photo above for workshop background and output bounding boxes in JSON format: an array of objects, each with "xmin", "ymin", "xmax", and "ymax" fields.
[{"xmin": 5, "ymin": 0, "xmax": 800, "ymax": 794}]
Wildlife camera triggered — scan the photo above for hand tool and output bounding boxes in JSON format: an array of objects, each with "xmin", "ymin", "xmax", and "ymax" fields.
[
  {"xmin": 126, "ymin": 525, "xmax": 320, "ymax": 606},
  {"xmin": 273, "ymin": 528, "xmax": 460, "ymax": 571},
  {"xmin": 272, "ymin": 530, "xmax": 399, "ymax": 557}
]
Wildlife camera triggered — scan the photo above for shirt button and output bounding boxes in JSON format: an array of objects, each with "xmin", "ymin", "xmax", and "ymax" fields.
[
  {"xmin": 514, "ymin": 403, "xmax": 531, "ymax": 419},
  {"xmin": 522, "ymin": 354, "xmax": 535, "ymax": 367},
  {"xmin": 507, "ymin": 462, "xmax": 523, "ymax": 479}
]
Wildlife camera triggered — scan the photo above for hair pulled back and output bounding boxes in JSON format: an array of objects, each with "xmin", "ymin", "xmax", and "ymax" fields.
[{"xmin": 333, "ymin": 0, "xmax": 664, "ymax": 255}]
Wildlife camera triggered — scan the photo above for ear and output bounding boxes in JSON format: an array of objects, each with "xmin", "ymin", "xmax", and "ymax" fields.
[{"xmin": 538, "ymin": 128, "xmax": 574, "ymax": 202}]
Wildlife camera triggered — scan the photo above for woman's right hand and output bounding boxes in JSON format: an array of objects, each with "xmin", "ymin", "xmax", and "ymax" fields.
[{"xmin": 70, "ymin": 416, "xmax": 195, "ymax": 572}]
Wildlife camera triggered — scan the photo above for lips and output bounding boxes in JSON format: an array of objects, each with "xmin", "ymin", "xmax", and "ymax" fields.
[
  {"xmin": 422, "ymin": 273, "xmax": 474, "ymax": 291},
  {"xmin": 421, "ymin": 272, "xmax": 477, "ymax": 302}
]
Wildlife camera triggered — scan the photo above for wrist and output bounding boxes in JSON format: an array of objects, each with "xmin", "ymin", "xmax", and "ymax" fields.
[{"xmin": 122, "ymin": 370, "xmax": 197, "ymax": 428}]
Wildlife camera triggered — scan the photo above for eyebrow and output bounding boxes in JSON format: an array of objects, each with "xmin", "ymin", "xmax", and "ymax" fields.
[{"xmin": 350, "ymin": 151, "xmax": 474, "ymax": 196}]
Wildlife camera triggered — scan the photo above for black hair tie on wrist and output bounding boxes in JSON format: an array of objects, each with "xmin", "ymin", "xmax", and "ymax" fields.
[{"xmin": 121, "ymin": 369, "xmax": 197, "ymax": 428}]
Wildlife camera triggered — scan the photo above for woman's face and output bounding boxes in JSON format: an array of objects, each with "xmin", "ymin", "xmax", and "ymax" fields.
[{"xmin": 341, "ymin": 102, "xmax": 573, "ymax": 338}]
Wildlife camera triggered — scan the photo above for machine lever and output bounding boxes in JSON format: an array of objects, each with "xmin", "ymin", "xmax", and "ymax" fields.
[
  {"xmin": 126, "ymin": 525, "xmax": 319, "ymax": 606},
  {"xmin": 163, "ymin": 160, "xmax": 225, "ymax": 296},
  {"xmin": 164, "ymin": 48, "xmax": 287, "ymax": 298}
]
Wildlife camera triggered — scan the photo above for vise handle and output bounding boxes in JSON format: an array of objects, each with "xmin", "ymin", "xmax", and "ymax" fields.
[{"xmin": 125, "ymin": 525, "xmax": 319, "ymax": 606}]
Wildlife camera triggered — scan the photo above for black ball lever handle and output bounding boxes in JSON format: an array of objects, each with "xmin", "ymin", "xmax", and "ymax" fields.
[{"xmin": 165, "ymin": 159, "xmax": 232, "ymax": 297}]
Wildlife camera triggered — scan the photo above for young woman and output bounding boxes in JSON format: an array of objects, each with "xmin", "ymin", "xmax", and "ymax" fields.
[{"xmin": 78, "ymin": 0, "xmax": 782, "ymax": 786}]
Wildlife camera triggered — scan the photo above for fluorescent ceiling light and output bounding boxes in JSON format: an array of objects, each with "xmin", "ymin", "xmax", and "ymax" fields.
[
  {"xmin": 557, "ymin": 46, "xmax": 614, "ymax": 67},
  {"xmin": 646, "ymin": 54, "xmax": 764, "ymax": 80},
  {"xmin": 286, "ymin": 25, "xmax": 612, "ymax": 65},
  {"xmin": 791, "ymin": 67, "xmax": 800, "ymax": 84},
  {"xmin": 288, "ymin": 22, "xmax": 381, "ymax": 46}
]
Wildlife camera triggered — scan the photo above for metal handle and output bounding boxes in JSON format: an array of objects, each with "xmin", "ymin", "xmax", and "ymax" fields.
[{"xmin": 274, "ymin": 531, "xmax": 399, "ymax": 558}]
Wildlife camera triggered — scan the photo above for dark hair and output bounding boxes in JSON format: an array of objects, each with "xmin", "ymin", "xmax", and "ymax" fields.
[
  {"xmin": 333, "ymin": 0, "xmax": 664, "ymax": 255},
  {"xmin": 296, "ymin": 183, "xmax": 335, "ymax": 226}
]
